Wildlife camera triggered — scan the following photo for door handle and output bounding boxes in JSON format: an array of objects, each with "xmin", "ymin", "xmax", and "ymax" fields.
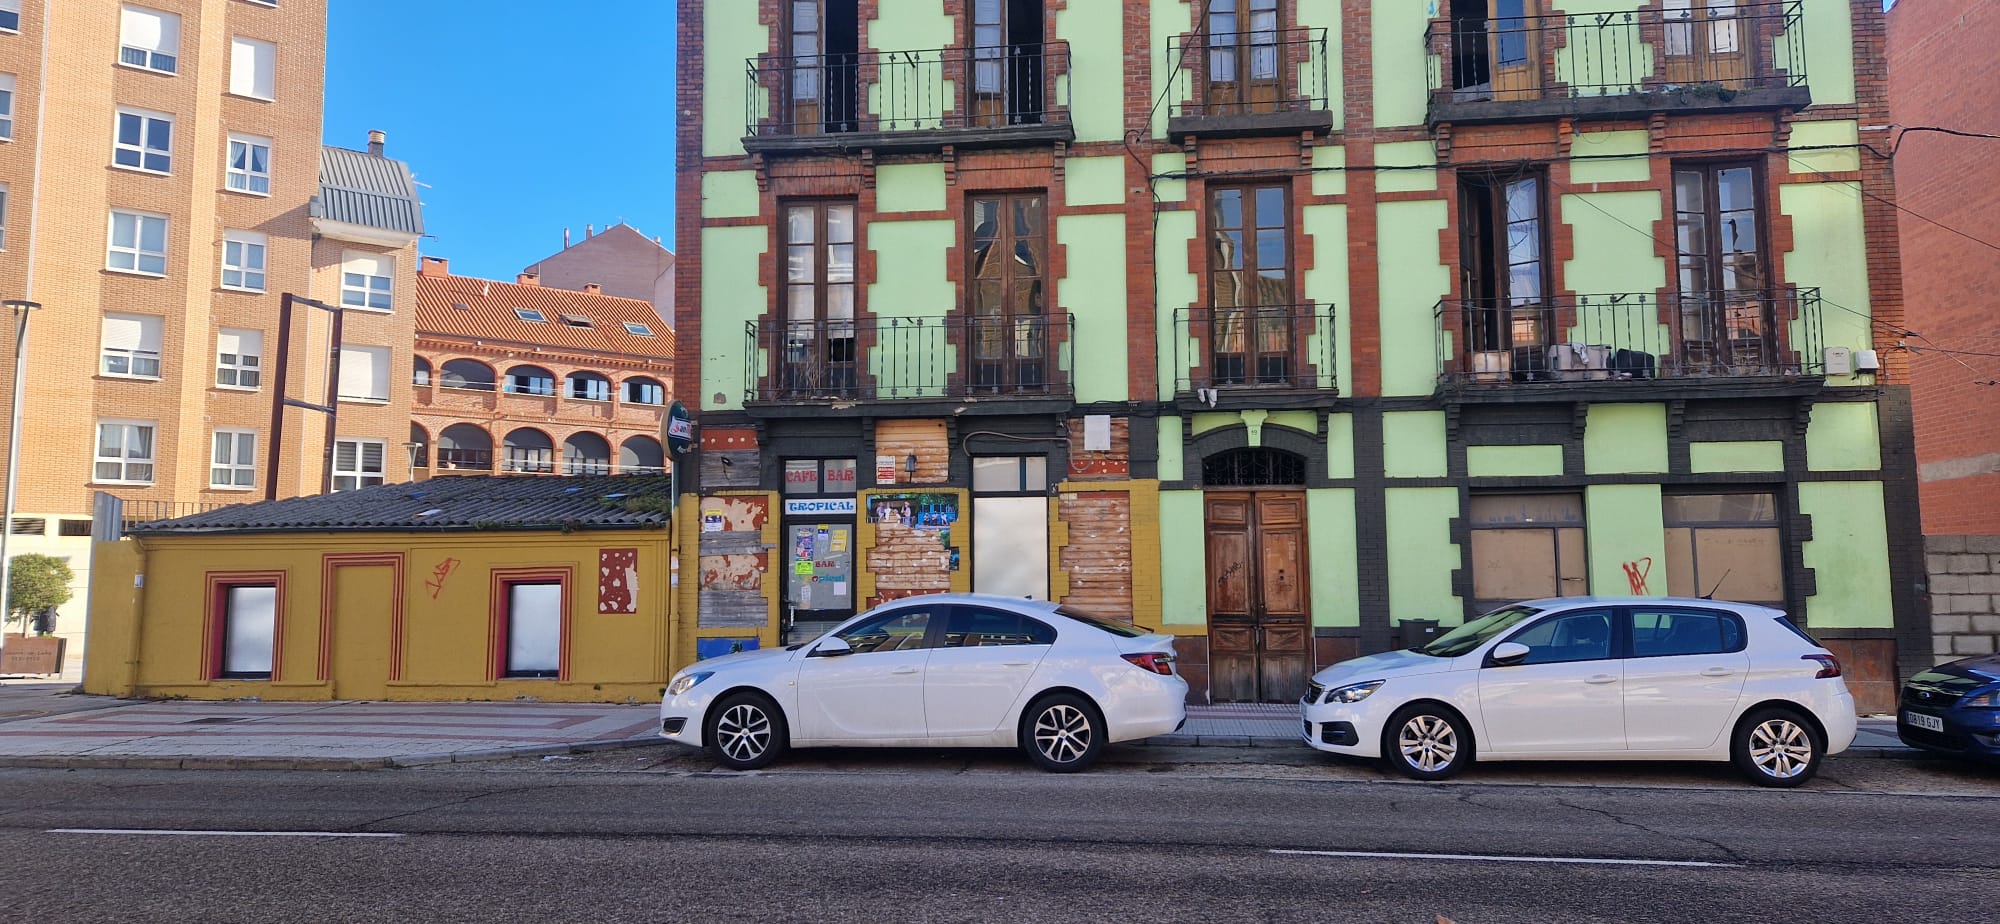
[
  {"xmin": 1584, "ymin": 674, "xmax": 1619, "ymax": 685},
  {"xmin": 1700, "ymin": 667, "xmax": 1735, "ymax": 677},
  {"xmin": 890, "ymin": 666, "xmax": 919, "ymax": 675},
  {"xmin": 1003, "ymin": 661, "xmax": 1031, "ymax": 667}
]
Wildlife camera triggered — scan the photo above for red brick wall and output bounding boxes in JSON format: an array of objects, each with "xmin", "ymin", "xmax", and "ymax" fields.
[{"xmin": 1890, "ymin": 0, "xmax": 2000, "ymax": 534}]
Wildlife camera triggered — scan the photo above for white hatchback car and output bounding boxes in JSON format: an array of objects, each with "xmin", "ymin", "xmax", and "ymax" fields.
[
  {"xmin": 1301, "ymin": 598, "xmax": 1858, "ymax": 787},
  {"xmin": 660, "ymin": 594, "xmax": 1188, "ymax": 772}
]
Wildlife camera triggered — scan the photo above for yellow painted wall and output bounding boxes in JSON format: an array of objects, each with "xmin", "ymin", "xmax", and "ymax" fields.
[{"xmin": 96, "ymin": 529, "xmax": 675, "ymax": 703}]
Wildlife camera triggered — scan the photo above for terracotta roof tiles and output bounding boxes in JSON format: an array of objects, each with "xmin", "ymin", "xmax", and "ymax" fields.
[{"xmin": 415, "ymin": 271, "xmax": 674, "ymax": 361}]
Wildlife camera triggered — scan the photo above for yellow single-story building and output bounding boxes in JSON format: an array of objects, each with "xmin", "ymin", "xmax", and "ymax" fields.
[{"xmin": 84, "ymin": 475, "xmax": 681, "ymax": 703}]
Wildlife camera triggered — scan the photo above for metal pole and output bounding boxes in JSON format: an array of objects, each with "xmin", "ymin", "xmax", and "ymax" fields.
[
  {"xmin": 1, "ymin": 301, "xmax": 41, "ymax": 633},
  {"xmin": 265, "ymin": 294, "xmax": 295, "ymax": 501}
]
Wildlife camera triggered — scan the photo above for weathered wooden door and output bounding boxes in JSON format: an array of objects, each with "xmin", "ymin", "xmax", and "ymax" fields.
[
  {"xmin": 1205, "ymin": 491, "xmax": 1311, "ymax": 703},
  {"xmin": 1487, "ymin": 0, "xmax": 1541, "ymax": 101}
]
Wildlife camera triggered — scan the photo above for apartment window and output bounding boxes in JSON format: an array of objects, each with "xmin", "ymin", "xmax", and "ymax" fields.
[
  {"xmin": 1457, "ymin": 171, "xmax": 1549, "ymax": 377},
  {"xmin": 218, "ymin": 230, "xmax": 269, "ymax": 292},
  {"xmin": 780, "ymin": 200, "xmax": 858, "ymax": 396},
  {"xmin": 566, "ymin": 372, "xmax": 611, "ymax": 401},
  {"xmin": 514, "ymin": 307, "xmax": 547, "ymax": 323},
  {"xmin": 783, "ymin": 0, "xmax": 861, "ymax": 134},
  {"xmin": 1467, "ymin": 493, "xmax": 1588, "ymax": 614},
  {"xmin": 120, "ymin": 6, "xmax": 181, "ymax": 74},
  {"xmin": 1664, "ymin": 492, "xmax": 1783, "ymax": 607},
  {"xmin": 100, "ymin": 313, "xmax": 163, "ymax": 379},
  {"xmin": 340, "ymin": 252, "xmax": 392, "ymax": 310},
  {"xmin": 113, "ymin": 109, "xmax": 173, "ymax": 174},
  {"xmin": 331, "ymin": 439, "xmax": 386, "ymax": 491},
  {"xmin": 214, "ymin": 583, "xmax": 278, "ymax": 678},
  {"xmin": 0, "ymin": 0, "xmax": 18, "ymax": 34},
  {"xmin": 0, "ymin": 74, "xmax": 15, "ymax": 140},
  {"xmin": 622, "ymin": 321, "xmax": 653, "ymax": 337},
  {"xmin": 624, "ymin": 376, "xmax": 665, "ymax": 406},
  {"xmin": 108, "ymin": 210, "xmax": 168, "ymax": 275},
  {"xmin": 94, "ymin": 420, "xmax": 157, "ymax": 484},
  {"xmin": 503, "ymin": 581, "xmax": 564, "ymax": 678},
  {"xmin": 1674, "ymin": 163, "xmax": 1770, "ymax": 371},
  {"xmin": 1203, "ymin": 0, "xmax": 1283, "ymax": 114},
  {"xmin": 337, "ymin": 345, "xmax": 390, "ymax": 403},
  {"xmin": 967, "ymin": 192, "xmax": 1050, "ymax": 393},
  {"xmin": 210, "ymin": 429, "xmax": 257, "ymax": 489},
  {"xmin": 504, "ymin": 365, "xmax": 556, "ymax": 397},
  {"xmin": 226, "ymin": 134, "xmax": 271, "ymax": 195},
  {"xmin": 216, "ymin": 328, "xmax": 263, "ymax": 389},
  {"xmin": 1208, "ymin": 184, "xmax": 1294, "ymax": 385},
  {"xmin": 229, "ymin": 37, "xmax": 276, "ymax": 99}
]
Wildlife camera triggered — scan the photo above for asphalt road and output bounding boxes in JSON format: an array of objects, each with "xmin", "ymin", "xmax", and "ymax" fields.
[{"xmin": 1, "ymin": 748, "xmax": 1995, "ymax": 923}]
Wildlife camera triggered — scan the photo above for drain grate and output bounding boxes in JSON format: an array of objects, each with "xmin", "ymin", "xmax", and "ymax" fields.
[{"xmin": 184, "ymin": 717, "xmax": 251, "ymax": 725}]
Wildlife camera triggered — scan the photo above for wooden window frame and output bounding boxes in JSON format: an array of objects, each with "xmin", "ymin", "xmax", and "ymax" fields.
[
  {"xmin": 488, "ymin": 567, "xmax": 574, "ymax": 681},
  {"xmin": 1205, "ymin": 182, "xmax": 1298, "ymax": 387}
]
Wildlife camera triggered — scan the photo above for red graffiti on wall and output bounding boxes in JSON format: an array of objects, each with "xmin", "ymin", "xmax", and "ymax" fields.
[
  {"xmin": 425, "ymin": 557, "xmax": 461, "ymax": 599},
  {"xmin": 1621, "ymin": 557, "xmax": 1653, "ymax": 595}
]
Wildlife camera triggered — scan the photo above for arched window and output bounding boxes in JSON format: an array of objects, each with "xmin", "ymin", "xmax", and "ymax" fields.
[
  {"xmin": 620, "ymin": 435, "xmax": 665, "ymax": 474},
  {"xmin": 409, "ymin": 422, "xmax": 430, "ymax": 467},
  {"xmin": 504, "ymin": 365, "xmax": 556, "ymax": 397},
  {"xmin": 623, "ymin": 376, "xmax": 666, "ymax": 406},
  {"xmin": 566, "ymin": 371, "xmax": 612, "ymax": 402},
  {"xmin": 1202, "ymin": 448, "xmax": 1307, "ymax": 487},
  {"xmin": 502, "ymin": 428, "xmax": 555, "ymax": 473},
  {"xmin": 439, "ymin": 358, "xmax": 496, "ymax": 391},
  {"xmin": 437, "ymin": 423, "xmax": 493, "ymax": 470},
  {"xmin": 563, "ymin": 433, "xmax": 613, "ymax": 475},
  {"xmin": 412, "ymin": 356, "xmax": 433, "ymax": 386}
]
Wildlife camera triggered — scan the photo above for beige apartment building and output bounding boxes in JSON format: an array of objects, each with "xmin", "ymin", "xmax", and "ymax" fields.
[{"xmin": 0, "ymin": 1, "xmax": 419, "ymax": 668}]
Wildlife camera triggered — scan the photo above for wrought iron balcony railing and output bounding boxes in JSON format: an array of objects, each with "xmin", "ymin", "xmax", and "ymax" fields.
[
  {"xmin": 745, "ymin": 314, "xmax": 1076, "ymax": 403},
  {"xmin": 1172, "ymin": 303, "xmax": 1338, "ymax": 394},
  {"xmin": 745, "ymin": 42, "xmax": 1071, "ymax": 146},
  {"xmin": 1426, "ymin": 2, "xmax": 1807, "ymax": 123},
  {"xmin": 1436, "ymin": 289, "xmax": 1824, "ymax": 387},
  {"xmin": 1166, "ymin": 27, "xmax": 1332, "ymax": 135}
]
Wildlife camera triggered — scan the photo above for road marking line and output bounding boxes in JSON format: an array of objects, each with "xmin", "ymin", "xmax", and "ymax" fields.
[
  {"xmin": 1269, "ymin": 849, "xmax": 1737, "ymax": 868},
  {"xmin": 48, "ymin": 829, "xmax": 403, "ymax": 839}
]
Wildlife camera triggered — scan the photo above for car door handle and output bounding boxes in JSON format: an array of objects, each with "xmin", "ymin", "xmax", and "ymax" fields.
[
  {"xmin": 1584, "ymin": 674, "xmax": 1619, "ymax": 685},
  {"xmin": 1003, "ymin": 661, "xmax": 1032, "ymax": 667},
  {"xmin": 1701, "ymin": 667, "xmax": 1735, "ymax": 677},
  {"xmin": 890, "ymin": 666, "xmax": 919, "ymax": 675}
]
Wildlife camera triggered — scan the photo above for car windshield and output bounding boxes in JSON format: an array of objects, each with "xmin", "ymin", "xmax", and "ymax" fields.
[
  {"xmin": 1414, "ymin": 605, "xmax": 1542, "ymax": 657},
  {"xmin": 1055, "ymin": 605, "xmax": 1151, "ymax": 637}
]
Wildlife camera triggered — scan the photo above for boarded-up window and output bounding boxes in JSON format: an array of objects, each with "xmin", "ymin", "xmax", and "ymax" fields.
[
  {"xmin": 1468, "ymin": 493, "xmax": 1587, "ymax": 611},
  {"xmin": 1663, "ymin": 493, "xmax": 1782, "ymax": 606}
]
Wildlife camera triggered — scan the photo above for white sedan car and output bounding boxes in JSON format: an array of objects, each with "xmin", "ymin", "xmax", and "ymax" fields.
[
  {"xmin": 1301, "ymin": 598, "xmax": 1857, "ymax": 787},
  {"xmin": 660, "ymin": 594, "xmax": 1188, "ymax": 772}
]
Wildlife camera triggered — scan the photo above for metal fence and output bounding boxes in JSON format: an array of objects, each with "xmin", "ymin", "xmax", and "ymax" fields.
[
  {"xmin": 746, "ymin": 41, "xmax": 1071, "ymax": 138},
  {"xmin": 745, "ymin": 314, "xmax": 1076, "ymax": 402},
  {"xmin": 1436, "ymin": 289, "xmax": 1825, "ymax": 386},
  {"xmin": 1172, "ymin": 303, "xmax": 1339, "ymax": 394}
]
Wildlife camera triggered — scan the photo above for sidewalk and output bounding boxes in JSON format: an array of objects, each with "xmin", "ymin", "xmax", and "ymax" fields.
[{"xmin": 0, "ymin": 681, "xmax": 1919, "ymax": 771}]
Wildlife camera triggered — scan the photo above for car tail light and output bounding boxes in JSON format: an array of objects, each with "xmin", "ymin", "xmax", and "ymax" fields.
[
  {"xmin": 1123, "ymin": 652, "xmax": 1175, "ymax": 676},
  {"xmin": 1804, "ymin": 654, "xmax": 1842, "ymax": 679}
]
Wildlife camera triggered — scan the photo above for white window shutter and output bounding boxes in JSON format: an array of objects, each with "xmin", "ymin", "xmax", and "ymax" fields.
[
  {"xmin": 231, "ymin": 37, "xmax": 274, "ymax": 97},
  {"xmin": 218, "ymin": 328, "xmax": 262, "ymax": 359},
  {"xmin": 345, "ymin": 251, "xmax": 390, "ymax": 278},
  {"xmin": 102, "ymin": 314, "xmax": 161, "ymax": 352},
  {"xmin": 121, "ymin": 7, "xmax": 167, "ymax": 50}
]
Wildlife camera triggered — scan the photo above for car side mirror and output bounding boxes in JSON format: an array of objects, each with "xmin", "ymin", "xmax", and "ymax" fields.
[
  {"xmin": 1489, "ymin": 642, "xmax": 1530, "ymax": 666},
  {"xmin": 809, "ymin": 636, "xmax": 853, "ymax": 658}
]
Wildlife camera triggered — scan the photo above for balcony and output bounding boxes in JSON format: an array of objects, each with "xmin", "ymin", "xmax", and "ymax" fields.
[
  {"xmin": 1166, "ymin": 27, "xmax": 1333, "ymax": 139},
  {"xmin": 1426, "ymin": 2, "xmax": 1808, "ymax": 127},
  {"xmin": 744, "ymin": 314, "xmax": 1075, "ymax": 413},
  {"xmin": 1172, "ymin": 303, "xmax": 1338, "ymax": 408},
  {"xmin": 743, "ymin": 42, "xmax": 1072, "ymax": 155},
  {"xmin": 1435, "ymin": 289, "xmax": 1825, "ymax": 397},
  {"xmin": 431, "ymin": 448, "xmax": 494, "ymax": 475}
]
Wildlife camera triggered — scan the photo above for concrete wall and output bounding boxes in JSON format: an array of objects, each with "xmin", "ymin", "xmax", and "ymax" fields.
[{"xmin": 1924, "ymin": 535, "xmax": 2000, "ymax": 661}]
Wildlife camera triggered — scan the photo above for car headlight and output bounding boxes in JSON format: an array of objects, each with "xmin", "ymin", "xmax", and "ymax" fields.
[
  {"xmin": 1963, "ymin": 690, "xmax": 2000, "ymax": 709},
  {"xmin": 1325, "ymin": 680, "xmax": 1385, "ymax": 704},
  {"xmin": 667, "ymin": 671, "xmax": 713, "ymax": 697}
]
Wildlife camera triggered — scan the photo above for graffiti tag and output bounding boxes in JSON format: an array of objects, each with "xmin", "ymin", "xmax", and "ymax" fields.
[
  {"xmin": 425, "ymin": 557, "xmax": 462, "ymax": 599},
  {"xmin": 1621, "ymin": 557, "xmax": 1653, "ymax": 595}
]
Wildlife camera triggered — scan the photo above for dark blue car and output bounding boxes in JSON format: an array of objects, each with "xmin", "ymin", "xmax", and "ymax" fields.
[{"xmin": 1898, "ymin": 653, "xmax": 2000, "ymax": 761}]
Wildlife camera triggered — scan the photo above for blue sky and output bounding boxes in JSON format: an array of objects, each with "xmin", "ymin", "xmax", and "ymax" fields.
[{"xmin": 323, "ymin": 1, "xmax": 679, "ymax": 281}]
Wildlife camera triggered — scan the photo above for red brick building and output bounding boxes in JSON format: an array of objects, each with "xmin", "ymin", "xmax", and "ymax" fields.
[{"xmin": 411, "ymin": 259, "xmax": 675, "ymax": 479}]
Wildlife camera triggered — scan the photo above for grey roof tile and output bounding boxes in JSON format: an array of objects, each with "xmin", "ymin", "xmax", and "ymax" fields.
[{"xmin": 130, "ymin": 475, "xmax": 673, "ymax": 536}]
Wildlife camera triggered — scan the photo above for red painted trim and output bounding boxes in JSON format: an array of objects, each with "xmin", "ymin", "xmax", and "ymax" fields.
[
  {"xmin": 318, "ymin": 553, "xmax": 408, "ymax": 684},
  {"xmin": 487, "ymin": 566, "xmax": 575, "ymax": 681},
  {"xmin": 202, "ymin": 570, "xmax": 290, "ymax": 681}
]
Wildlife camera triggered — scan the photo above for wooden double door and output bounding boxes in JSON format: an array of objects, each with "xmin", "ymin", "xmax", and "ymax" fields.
[{"xmin": 1204, "ymin": 491, "xmax": 1311, "ymax": 703}]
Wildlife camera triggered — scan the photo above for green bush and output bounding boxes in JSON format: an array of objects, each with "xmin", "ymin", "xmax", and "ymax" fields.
[{"xmin": 8, "ymin": 554, "xmax": 73, "ymax": 635}]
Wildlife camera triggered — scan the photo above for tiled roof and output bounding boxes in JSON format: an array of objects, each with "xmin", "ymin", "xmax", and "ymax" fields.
[
  {"xmin": 129, "ymin": 475, "xmax": 673, "ymax": 536},
  {"xmin": 312, "ymin": 146, "xmax": 425, "ymax": 236},
  {"xmin": 415, "ymin": 272, "xmax": 675, "ymax": 361}
]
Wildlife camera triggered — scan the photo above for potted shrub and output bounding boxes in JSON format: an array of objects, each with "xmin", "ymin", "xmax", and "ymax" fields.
[{"xmin": 2, "ymin": 554, "xmax": 73, "ymax": 674}]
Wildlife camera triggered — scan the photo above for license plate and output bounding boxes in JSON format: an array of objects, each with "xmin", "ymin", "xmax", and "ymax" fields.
[{"xmin": 1904, "ymin": 710, "xmax": 1945, "ymax": 733}]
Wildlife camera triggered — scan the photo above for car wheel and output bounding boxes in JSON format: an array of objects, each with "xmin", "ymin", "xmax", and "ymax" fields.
[
  {"xmin": 705, "ymin": 692, "xmax": 788, "ymax": 771},
  {"xmin": 1382, "ymin": 704, "xmax": 1473, "ymax": 781},
  {"xmin": 1732, "ymin": 707, "xmax": 1822, "ymax": 788},
  {"xmin": 1021, "ymin": 693, "xmax": 1105, "ymax": 773}
]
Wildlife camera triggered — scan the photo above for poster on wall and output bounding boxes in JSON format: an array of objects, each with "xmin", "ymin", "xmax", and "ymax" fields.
[
  {"xmin": 867, "ymin": 493, "xmax": 958, "ymax": 531},
  {"xmin": 695, "ymin": 637, "xmax": 761, "ymax": 661},
  {"xmin": 598, "ymin": 548, "xmax": 639, "ymax": 614}
]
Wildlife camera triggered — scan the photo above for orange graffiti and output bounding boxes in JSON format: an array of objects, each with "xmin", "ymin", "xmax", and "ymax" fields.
[
  {"xmin": 1621, "ymin": 557, "xmax": 1653, "ymax": 595},
  {"xmin": 425, "ymin": 557, "xmax": 461, "ymax": 599}
]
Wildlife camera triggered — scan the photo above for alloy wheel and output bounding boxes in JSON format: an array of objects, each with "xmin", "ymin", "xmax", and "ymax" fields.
[
  {"xmin": 1397, "ymin": 714, "xmax": 1459, "ymax": 773},
  {"xmin": 1034, "ymin": 703, "xmax": 1093, "ymax": 766},
  {"xmin": 1747, "ymin": 717, "xmax": 1813, "ymax": 780},
  {"xmin": 714, "ymin": 703, "xmax": 772, "ymax": 763}
]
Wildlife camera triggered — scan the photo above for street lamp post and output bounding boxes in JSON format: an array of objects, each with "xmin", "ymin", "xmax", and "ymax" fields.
[{"xmin": 0, "ymin": 299, "xmax": 44, "ymax": 632}]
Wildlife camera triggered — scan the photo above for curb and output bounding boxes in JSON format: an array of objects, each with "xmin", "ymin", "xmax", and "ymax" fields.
[
  {"xmin": 0, "ymin": 736, "xmax": 669, "ymax": 772},
  {"xmin": 388, "ymin": 735, "xmax": 666, "ymax": 768}
]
